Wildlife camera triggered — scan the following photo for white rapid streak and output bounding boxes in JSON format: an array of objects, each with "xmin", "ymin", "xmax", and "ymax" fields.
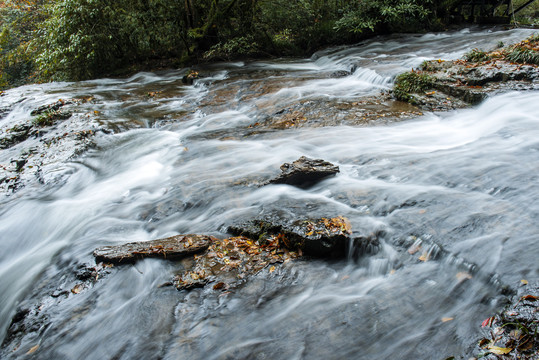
[
  {"xmin": 182, "ymin": 91, "xmax": 538, "ymax": 170},
  {"xmin": 0, "ymin": 129, "xmax": 182, "ymax": 337},
  {"xmin": 284, "ymin": 91, "xmax": 539, "ymax": 156},
  {"xmin": 311, "ymin": 28, "xmax": 537, "ymax": 78},
  {"xmin": 272, "ymin": 67, "xmax": 390, "ymax": 100}
]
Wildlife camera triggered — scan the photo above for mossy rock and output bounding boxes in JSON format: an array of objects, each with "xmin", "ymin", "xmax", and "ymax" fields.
[{"xmin": 393, "ymin": 71, "xmax": 435, "ymax": 104}]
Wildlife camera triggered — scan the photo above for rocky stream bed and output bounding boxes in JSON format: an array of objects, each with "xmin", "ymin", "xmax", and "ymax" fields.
[{"xmin": 0, "ymin": 28, "xmax": 538, "ymax": 360}]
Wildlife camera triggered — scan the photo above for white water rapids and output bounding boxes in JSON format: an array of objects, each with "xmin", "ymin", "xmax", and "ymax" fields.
[{"xmin": 0, "ymin": 27, "xmax": 538, "ymax": 359}]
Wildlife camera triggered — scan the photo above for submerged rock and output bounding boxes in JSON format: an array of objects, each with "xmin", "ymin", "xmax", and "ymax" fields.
[
  {"xmin": 93, "ymin": 234, "xmax": 213, "ymax": 264},
  {"xmin": 330, "ymin": 70, "xmax": 352, "ymax": 78},
  {"xmin": 0, "ymin": 124, "xmax": 33, "ymax": 149},
  {"xmin": 266, "ymin": 156, "xmax": 339, "ymax": 188}
]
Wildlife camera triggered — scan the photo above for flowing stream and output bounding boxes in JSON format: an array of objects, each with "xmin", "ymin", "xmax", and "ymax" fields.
[{"xmin": 1, "ymin": 27, "xmax": 538, "ymax": 359}]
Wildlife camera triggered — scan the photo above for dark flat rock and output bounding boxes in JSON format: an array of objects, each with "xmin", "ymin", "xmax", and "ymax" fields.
[
  {"xmin": 30, "ymin": 99, "xmax": 74, "ymax": 116},
  {"xmin": 228, "ymin": 215, "xmax": 379, "ymax": 258},
  {"xmin": 267, "ymin": 156, "xmax": 339, "ymax": 188},
  {"xmin": 93, "ymin": 234, "xmax": 214, "ymax": 264}
]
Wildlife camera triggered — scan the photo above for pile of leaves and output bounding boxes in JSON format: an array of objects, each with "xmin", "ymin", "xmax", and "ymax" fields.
[
  {"xmin": 174, "ymin": 235, "xmax": 300, "ymax": 291},
  {"xmin": 303, "ymin": 216, "xmax": 352, "ymax": 237},
  {"xmin": 476, "ymin": 285, "xmax": 538, "ymax": 359},
  {"xmin": 505, "ymin": 34, "xmax": 539, "ymax": 65},
  {"xmin": 175, "ymin": 216, "xmax": 354, "ymax": 290},
  {"xmin": 32, "ymin": 109, "xmax": 72, "ymax": 127},
  {"xmin": 462, "ymin": 34, "xmax": 539, "ymax": 66}
]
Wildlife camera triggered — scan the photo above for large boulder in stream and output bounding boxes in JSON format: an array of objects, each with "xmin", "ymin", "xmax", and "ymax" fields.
[
  {"xmin": 228, "ymin": 215, "xmax": 380, "ymax": 258},
  {"xmin": 89, "ymin": 211, "xmax": 380, "ymax": 292},
  {"xmin": 93, "ymin": 234, "xmax": 213, "ymax": 264},
  {"xmin": 265, "ymin": 156, "xmax": 340, "ymax": 188}
]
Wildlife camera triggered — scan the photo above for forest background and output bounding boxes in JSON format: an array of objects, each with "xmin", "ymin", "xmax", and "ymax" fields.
[{"xmin": 1, "ymin": 0, "xmax": 538, "ymax": 90}]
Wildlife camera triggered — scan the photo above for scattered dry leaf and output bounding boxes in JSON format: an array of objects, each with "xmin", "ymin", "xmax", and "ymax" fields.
[
  {"xmin": 488, "ymin": 346, "xmax": 512, "ymax": 355},
  {"xmin": 418, "ymin": 252, "xmax": 430, "ymax": 262},
  {"xmin": 481, "ymin": 317, "xmax": 495, "ymax": 328},
  {"xmin": 26, "ymin": 345, "xmax": 39, "ymax": 354},
  {"xmin": 71, "ymin": 284, "xmax": 83, "ymax": 294},
  {"xmin": 478, "ymin": 338, "xmax": 490, "ymax": 348},
  {"xmin": 213, "ymin": 282, "xmax": 226, "ymax": 290},
  {"xmin": 441, "ymin": 317, "xmax": 454, "ymax": 322}
]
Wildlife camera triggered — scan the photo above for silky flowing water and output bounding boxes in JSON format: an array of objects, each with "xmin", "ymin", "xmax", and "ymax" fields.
[{"xmin": 1, "ymin": 28, "xmax": 538, "ymax": 359}]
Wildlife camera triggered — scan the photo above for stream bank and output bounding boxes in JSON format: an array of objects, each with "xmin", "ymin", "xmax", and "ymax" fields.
[{"xmin": 392, "ymin": 34, "xmax": 539, "ymax": 111}]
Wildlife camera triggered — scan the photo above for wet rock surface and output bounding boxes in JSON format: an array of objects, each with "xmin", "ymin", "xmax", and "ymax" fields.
[
  {"xmin": 0, "ymin": 97, "xmax": 104, "ymax": 194},
  {"xmin": 228, "ymin": 215, "xmax": 380, "ymax": 258},
  {"xmin": 0, "ymin": 261, "xmax": 113, "ymax": 353},
  {"xmin": 173, "ymin": 235, "xmax": 300, "ymax": 291},
  {"xmin": 174, "ymin": 214, "xmax": 380, "ymax": 291},
  {"xmin": 29, "ymin": 99, "xmax": 75, "ymax": 116},
  {"xmin": 407, "ymin": 61, "xmax": 537, "ymax": 111},
  {"xmin": 393, "ymin": 36, "xmax": 539, "ymax": 111},
  {"xmin": 0, "ymin": 124, "xmax": 33, "ymax": 150},
  {"xmin": 93, "ymin": 234, "xmax": 214, "ymax": 264},
  {"xmin": 265, "ymin": 156, "xmax": 340, "ymax": 188},
  {"xmin": 471, "ymin": 282, "xmax": 538, "ymax": 359}
]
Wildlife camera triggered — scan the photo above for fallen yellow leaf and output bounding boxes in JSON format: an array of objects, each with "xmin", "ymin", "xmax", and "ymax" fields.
[
  {"xmin": 521, "ymin": 279, "xmax": 528, "ymax": 285},
  {"xmin": 488, "ymin": 346, "xmax": 512, "ymax": 355},
  {"xmin": 441, "ymin": 317, "xmax": 454, "ymax": 322},
  {"xmin": 418, "ymin": 252, "xmax": 429, "ymax": 262},
  {"xmin": 26, "ymin": 345, "xmax": 39, "ymax": 354},
  {"xmin": 269, "ymin": 265, "xmax": 276, "ymax": 273},
  {"xmin": 71, "ymin": 284, "xmax": 83, "ymax": 294}
]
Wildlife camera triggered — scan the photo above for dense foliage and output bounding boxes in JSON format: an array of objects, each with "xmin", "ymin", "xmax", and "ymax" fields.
[
  {"xmin": 0, "ymin": 0, "xmax": 50, "ymax": 88},
  {"xmin": 0, "ymin": 0, "xmax": 534, "ymax": 88}
]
